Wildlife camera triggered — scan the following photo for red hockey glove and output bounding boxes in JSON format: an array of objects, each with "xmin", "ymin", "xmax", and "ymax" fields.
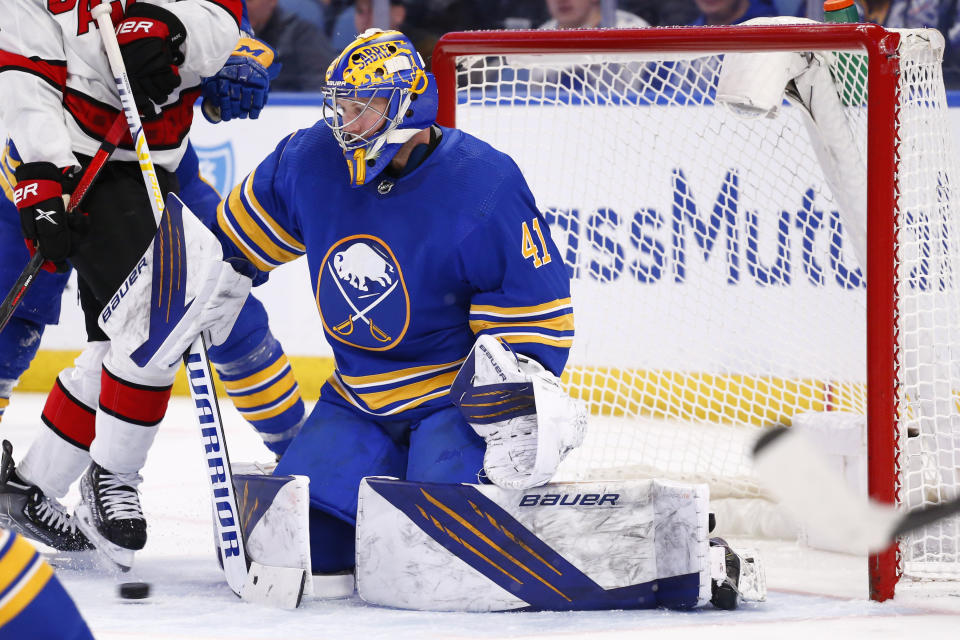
[
  {"xmin": 116, "ymin": 3, "xmax": 186, "ymax": 113},
  {"xmin": 14, "ymin": 163, "xmax": 83, "ymax": 273}
]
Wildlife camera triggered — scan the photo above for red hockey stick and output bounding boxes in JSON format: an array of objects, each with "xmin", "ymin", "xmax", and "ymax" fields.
[{"xmin": 0, "ymin": 113, "xmax": 128, "ymax": 334}]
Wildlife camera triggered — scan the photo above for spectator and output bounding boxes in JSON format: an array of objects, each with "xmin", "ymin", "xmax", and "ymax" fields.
[
  {"xmin": 247, "ymin": 0, "xmax": 336, "ymax": 91},
  {"xmin": 329, "ymin": 3, "xmax": 357, "ymax": 51},
  {"xmin": 330, "ymin": 0, "xmax": 413, "ymax": 55},
  {"xmin": 540, "ymin": 0, "xmax": 651, "ymax": 29},
  {"xmin": 491, "ymin": 1, "xmax": 551, "ymax": 29},
  {"xmin": 278, "ymin": 0, "xmax": 327, "ymax": 31},
  {"xmin": 353, "ymin": 0, "xmax": 407, "ymax": 32},
  {"xmin": 330, "ymin": 1, "xmax": 439, "ymax": 66},
  {"xmin": 690, "ymin": 0, "xmax": 778, "ymax": 25},
  {"xmin": 621, "ymin": 0, "xmax": 700, "ymax": 25}
]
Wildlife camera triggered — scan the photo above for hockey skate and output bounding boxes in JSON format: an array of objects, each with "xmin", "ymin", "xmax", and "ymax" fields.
[
  {"xmin": 709, "ymin": 537, "xmax": 767, "ymax": 610},
  {"xmin": 75, "ymin": 462, "xmax": 147, "ymax": 571},
  {"xmin": 0, "ymin": 440, "xmax": 93, "ymax": 552}
]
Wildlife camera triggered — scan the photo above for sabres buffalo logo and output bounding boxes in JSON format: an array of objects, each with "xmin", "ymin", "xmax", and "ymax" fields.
[{"xmin": 317, "ymin": 235, "xmax": 409, "ymax": 350}]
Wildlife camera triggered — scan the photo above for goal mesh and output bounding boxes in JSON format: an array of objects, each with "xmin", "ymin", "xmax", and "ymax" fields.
[{"xmin": 435, "ymin": 24, "xmax": 960, "ymax": 593}]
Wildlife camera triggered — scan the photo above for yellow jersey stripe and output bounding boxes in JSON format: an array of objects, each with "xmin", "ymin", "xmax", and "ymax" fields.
[
  {"xmin": 227, "ymin": 179, "xmax": 302, "ymax": 264},
  {"xmin": 354, "ymin": 370, "xmax": 458, "ymax": 410},
  {"xmin": 498, "ymin": 334, "xmax": 574, "ymax": 348},
  {"xmin": 339, "ymin": 358, "xmax": 465, "ymax": 388},
  {"xmin": 217, "ymin": 198, "xmax": 277, "ymax": 272},
  {"xmin": 470, "ymin": 298, "xmax": 573, "ymax": 317},
  {"xmin": 469, "ymin": 313, "xmax": 574, "ymax": 335},
  {"xmin": 221, "ymin": 357, "xmax": 290, "ymax": 394},
  {"xmin": 227, "ymin": 370, "xmax": 297, "ymax": 409},
  {"xmin": 0, "ymin": 161, "xmax": 14, "ymax": 202},
  {"xmin": 0, "ymin": 535, "xmax": 39, "ymax": 596},
  {"xmin": 237, "ymin": 387, "xmax": 302, "ymax": 421},
  {"xmin": 0, "ymin": 556, "xmax": 52, "ymax": 628},
  {"xmin": 329, "ymin": 375, "xmax": 450, "ymax": 416},
  {"xmin": 243, "ymin": 170, "xmax": 305, "ymax": 253}
]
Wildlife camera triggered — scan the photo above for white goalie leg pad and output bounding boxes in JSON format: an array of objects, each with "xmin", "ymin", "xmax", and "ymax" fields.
[
  {"xmin": 356, "ymin": 477, "xmax": 710, "ymax": 611},
  {"xmin": 98, "ymin": 193, "xmax": 251, "ymax": 370},
  {"xmin": 231, "ymin": 473, "xmax": 312, "ymax": 604}
]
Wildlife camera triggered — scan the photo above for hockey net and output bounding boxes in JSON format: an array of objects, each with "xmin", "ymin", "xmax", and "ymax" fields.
[{"xmin": 433, "ymin": 23, "xmax": 960, "ymax": 600}]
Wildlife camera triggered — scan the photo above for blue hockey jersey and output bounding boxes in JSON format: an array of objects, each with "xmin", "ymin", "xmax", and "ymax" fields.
[
  {"xmin": 216, "ymin": 125, "xmax": 573, "ymax": 419},
  {"xmin": 0, "ymin": 528, "xmax": 94, "ymax": 640}
]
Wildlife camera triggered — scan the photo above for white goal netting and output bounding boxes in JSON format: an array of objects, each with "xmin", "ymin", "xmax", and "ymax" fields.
[{"xmin": 442, "ymin": 25, "xmax": 960, "ymax": 588}]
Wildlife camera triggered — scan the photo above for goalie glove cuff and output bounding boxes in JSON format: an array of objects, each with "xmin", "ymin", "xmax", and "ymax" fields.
[{"xmin": 452, "ymin": 335, "xmax": 586, "ymax": 490}]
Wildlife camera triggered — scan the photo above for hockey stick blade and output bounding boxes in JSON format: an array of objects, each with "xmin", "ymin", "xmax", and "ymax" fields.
[
  {"xmin": 241, "ymin": 562, "xmax": 307, "ymax": 610},
  {"xmin": 752, "ymin": 426, "xmax": 960, "ymax": 552}
]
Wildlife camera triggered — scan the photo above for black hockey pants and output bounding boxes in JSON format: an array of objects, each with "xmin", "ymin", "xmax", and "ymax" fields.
[{"xmin": 66, "ymin": 159, "xmax": 178, "ymax": 342}]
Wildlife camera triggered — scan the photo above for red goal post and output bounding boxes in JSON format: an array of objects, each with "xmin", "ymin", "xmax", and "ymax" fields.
[{"xmin": 431, "ymin": 23, "xmax": 960, "ymax": 602}]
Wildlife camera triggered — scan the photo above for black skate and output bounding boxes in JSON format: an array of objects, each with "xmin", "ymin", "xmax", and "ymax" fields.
[
  {"xmin": 709, "ymin": 537, "xmax": 766, "ymax": 610},
  {"xmin": 0, "ymin": 440, "xmax": 93, "ymax": 552},
  {"xmin": 75, "ymin": 462, "xmax": 146, "ymax": 570}
]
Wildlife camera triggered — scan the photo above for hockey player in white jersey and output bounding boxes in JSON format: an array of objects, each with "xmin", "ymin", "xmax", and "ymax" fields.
[
  {"xmin": 0, "ymin": 0, "xmax": 243, "ymax": 568},
  {"xmin": 0, "ymin": 17, "xmax": 306, "ymax": 565}
]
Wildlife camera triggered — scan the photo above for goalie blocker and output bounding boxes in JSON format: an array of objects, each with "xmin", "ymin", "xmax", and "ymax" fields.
[{"xmin": 356, "ymin": 477, "xmax": 766, "ymax": 611}]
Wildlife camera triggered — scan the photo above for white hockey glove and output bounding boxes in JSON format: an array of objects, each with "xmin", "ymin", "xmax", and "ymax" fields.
[
  {"xmin": 450, "ymin": 335, "xmax": 586, "ymax": 490},
  {"xmin": 99, "ymin": 193, "xmax": 251, "ymax": 369}
]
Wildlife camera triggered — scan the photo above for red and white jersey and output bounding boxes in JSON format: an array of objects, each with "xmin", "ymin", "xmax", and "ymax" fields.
[{"xmin": 0, "ymin": 0, "xmax": 242, "ymax": 170}]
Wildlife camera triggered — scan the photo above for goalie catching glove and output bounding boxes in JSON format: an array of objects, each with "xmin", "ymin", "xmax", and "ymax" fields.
[{"xmin": 450, "ymin": 335, "xmax": 586, "ymax": 490}]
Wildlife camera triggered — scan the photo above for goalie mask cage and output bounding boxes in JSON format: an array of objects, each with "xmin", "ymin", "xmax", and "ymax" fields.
[{"xmin": 433, "ymin": 24, "xmax": 960, "ymax": 602}]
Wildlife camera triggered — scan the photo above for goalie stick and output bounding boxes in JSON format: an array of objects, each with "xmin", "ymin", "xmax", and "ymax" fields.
[
  {"xmin": 752, "ymin": 426, "xmax": 960, "ymax": 552},
  {"xmin": 0, "ymin": 113, "xmax": 127, "ymax": 334},
  {"xmin": 91, "ymin": 5, "xmax": 305, "ymax": 607}
]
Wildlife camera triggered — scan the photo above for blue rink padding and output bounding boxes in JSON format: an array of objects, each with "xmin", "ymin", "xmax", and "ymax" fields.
[{"xmin": 366, "ymin": 478, "xmax": 702, "ymax": 611}]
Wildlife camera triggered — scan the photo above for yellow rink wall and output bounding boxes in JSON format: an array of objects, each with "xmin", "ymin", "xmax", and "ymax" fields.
[
  {"xmin": 19, "ymin": 351, "xmax": 871, "ymax": 428},
  {"xmin": 17, "ymin": 351, "xmax": 337, "ymax": 399}
]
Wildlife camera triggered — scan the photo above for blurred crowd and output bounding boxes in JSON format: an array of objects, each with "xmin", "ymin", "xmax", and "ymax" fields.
[{"xmin": 247, "ymin": 0, "xmax": 960, "ymax": 91}]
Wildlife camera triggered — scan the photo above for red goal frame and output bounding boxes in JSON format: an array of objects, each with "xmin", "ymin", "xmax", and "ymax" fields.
[{"xmin": 432, "ymin": 24, "xmax": 902, "ymax": 602}]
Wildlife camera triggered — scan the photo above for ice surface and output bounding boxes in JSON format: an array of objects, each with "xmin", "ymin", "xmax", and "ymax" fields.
[{"xmin": 3, "ymin": 394, "xmax": 958, "ymax": 639}]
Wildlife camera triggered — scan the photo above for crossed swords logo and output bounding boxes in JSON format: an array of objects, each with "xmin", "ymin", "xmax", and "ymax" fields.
[{"xmin": 327, "ymin": 261, "xmax": 397, "ymax": 343}]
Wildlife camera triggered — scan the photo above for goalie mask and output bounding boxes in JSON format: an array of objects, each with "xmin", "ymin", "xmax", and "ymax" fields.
[{"xmin": 321, "ymin": 29, "xmax": 438, "ymax": 187}]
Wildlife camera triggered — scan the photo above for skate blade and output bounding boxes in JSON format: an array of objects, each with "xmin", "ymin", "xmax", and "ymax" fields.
[{"xmin": 74, "ymin": 504, "xmax": 135, "ymax": 572}]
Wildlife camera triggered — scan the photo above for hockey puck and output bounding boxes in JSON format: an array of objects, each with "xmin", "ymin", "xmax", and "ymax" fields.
[{"xmin": 118, "ymin": 582, "xmax": 151, "ymax": 600}]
